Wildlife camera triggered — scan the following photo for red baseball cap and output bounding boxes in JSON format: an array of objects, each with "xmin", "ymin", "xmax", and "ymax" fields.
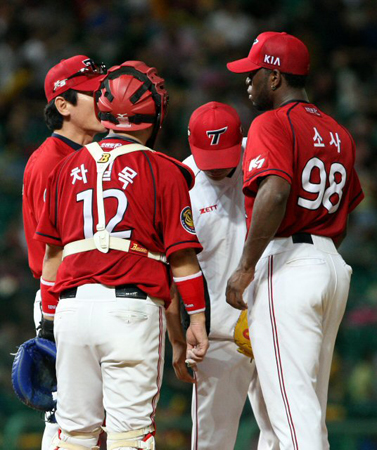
[
  {"xmin": 44, "ymin": 55, "xmax": 106, "ymax": 103},
  {"xmin": 227, "ymin": 31, "xmax": 310, "ymax": 76},
  {"xmin": 188, "ymin": 102, "xmax": 243, "ymax": 170}
]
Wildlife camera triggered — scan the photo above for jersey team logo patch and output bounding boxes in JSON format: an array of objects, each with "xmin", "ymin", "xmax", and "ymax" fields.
[
  {"xmin": 249, "ymin": 155, "xmax": 265, "ymax": 171},
  {"xmin": 180, "ymin": 206, "xmax": 196, "ymax": 235},
  {"xmin": 53, "ymin": 79, "xmax": 68, "ymax": 91},
  {"xmin": 98, "ymin": 153, "xmax": 111, "ymax": 163}
]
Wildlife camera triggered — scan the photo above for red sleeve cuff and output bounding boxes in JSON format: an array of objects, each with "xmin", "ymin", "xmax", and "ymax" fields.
[
  {"xmin": 348, "ymin": 190, "xmax": 364, "ymax": 214},
  {"xmin": 34, "ymin": 231, "xmax": 62, "ymax": 246},
  {"xmin": 243, "ymin": 169, "xmax": 292, "ymax": 195},
  {"xmin": 165, "ymin": 241, "xmax": 203, "ymax": 259}
]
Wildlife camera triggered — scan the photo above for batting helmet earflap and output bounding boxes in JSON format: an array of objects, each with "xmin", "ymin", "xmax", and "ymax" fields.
[{"xmin": 95, "ymin": 61, "xmax": 168, "ymax": 146}]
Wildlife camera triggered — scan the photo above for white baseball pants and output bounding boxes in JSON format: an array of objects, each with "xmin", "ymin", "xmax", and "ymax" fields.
[
  {"xmin": 248, "ymin": 235, "xmax": 351, "ymax": 450},
  {"xmin": 191, "ymin": 339, "xmax": 279, "ymax": 450},
  {"xmin": 33, "ymin": 290, "xmax": 60, "ymax": 450},
  {"xmin": 52, "ymin": 284, "xmax": 166, "ymax": 448},
  {"xmin": 33, "ymin": 289, "xmax": 42, "ymax": 332}
]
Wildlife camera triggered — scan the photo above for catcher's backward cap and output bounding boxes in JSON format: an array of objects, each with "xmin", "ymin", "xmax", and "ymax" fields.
[
  {"xmin": 227, "ymin": 31, "xmax": 310, "ymax": 76},
  {"xmin": 188, "ymin": 102, "xmax": 242, "ymax": 171},
  {"xmin": 12, "ymin": 337, "xmax": 57, "ymax": 412},
  {"xmin": 44, "ymin": 55, "xmax": 105, "ymax": 102}
]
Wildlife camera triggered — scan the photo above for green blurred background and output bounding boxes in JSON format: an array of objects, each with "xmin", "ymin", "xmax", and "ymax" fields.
[{"xmin": 1, "ymin": 0, "xmax": 377, "ymax": 448}]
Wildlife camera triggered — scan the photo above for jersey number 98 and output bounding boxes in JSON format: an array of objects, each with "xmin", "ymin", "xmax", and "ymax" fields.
[{"xmin": 298, "ymin": 157, "xmax": 347, "ymax": 214}]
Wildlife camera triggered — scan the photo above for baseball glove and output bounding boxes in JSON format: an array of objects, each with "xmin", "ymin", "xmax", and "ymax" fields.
[
  {"xmin": 234, "ymin": 310, "xmax": 254, "ymax": 359},
  {"xmin": 11, "ymin": 337, "xmax": 57, "ymax": 412}
]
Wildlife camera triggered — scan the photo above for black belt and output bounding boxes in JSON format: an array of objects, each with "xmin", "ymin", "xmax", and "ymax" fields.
[
  {"xmin": 60, "ymin": 285, "xmax": 148, "ymax": 300},
  {"xmin": 292, "ymin": 233, "xmax": 313, "ymax": 244}
]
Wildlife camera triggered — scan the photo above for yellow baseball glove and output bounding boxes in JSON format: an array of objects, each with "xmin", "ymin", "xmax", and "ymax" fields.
[{"xmin": 234, "ymin": 310, "xmax": 254, "ymax": 359}]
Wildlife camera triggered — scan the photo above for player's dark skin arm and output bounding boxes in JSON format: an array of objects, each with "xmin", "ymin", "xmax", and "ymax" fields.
[{"xmin": 226, "ymin": 175, "xmax": 291, "ymax": 310}]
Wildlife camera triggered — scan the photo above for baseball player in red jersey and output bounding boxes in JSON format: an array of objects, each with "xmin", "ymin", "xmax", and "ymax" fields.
[
  {"xmin": 22, "ymin": 55, "xmax": 106, "ymax": 449},
  {"xmin": 226, "ymin": 32, "xmax": 364, "ymax": 449},
  {"xmin": 35, "ymin": 60, "xmax": 209, "ymax": 450}
]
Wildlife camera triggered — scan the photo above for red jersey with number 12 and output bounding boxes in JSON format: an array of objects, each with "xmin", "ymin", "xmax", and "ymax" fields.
[
  {"xmin": 243, "ymin": 101, "xmax": 364, "ymax": 239},
  {"xmin": 35, "ymin": 138, "xmax": 202, "ymax": 304}
]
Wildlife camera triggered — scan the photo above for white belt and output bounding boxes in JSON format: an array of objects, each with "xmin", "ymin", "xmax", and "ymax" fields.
[{"xmin": 63, "ymin": 237, "xmax": 167, "ymax": 263}]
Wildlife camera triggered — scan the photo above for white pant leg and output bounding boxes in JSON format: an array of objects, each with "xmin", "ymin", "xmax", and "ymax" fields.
[
  {"xmin": 33, "ymin": 289, "xmax": 59, "ymax": 450},
  {"xmin": 54, "ymin": 285, "xmax": 165, "ymax": 448},
  {"xmin": 54, "ymin": 297, "xmax": 105, "ymax": 433},
  {"xmin": 191, "ymin": 340, "xmax": 253, "ymax": 450},
  {"xmin": 248, "ymin": 367, "xmax": 279, "ymax": 450},
  {"xmin": 41, "ymin": 421, "xmax": 59, "ymax": 450},
  {"xmin": 33, "ymin": 289, "xmax": 42, "ymax": 332},
  {"xmin": 101, "ymin": 298, "xmax": 166, "ymax": 433},
  {"xmin": 248, "ymin": 240, "xmax": 351, "ymax": 450},
  {"xmin": 316, "ymin": 255, "xmax": 351, "ymax": 449},
  {"xmin": 191, "ymin": 339, "xmax": 278, "ymax": 450}
]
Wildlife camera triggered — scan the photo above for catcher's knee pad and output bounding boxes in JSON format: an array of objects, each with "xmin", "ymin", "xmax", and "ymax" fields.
[
  {"xmin": 51, "ymin": 428, "xmax": 101, "ymax": 450},
  {"xmin": 106, "ymin": 425, "xmax": 155, "ymax": 450}
]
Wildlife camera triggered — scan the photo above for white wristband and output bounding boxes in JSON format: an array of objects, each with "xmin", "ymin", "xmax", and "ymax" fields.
[{"xmin": 173, "ymin": 270, "xmax": 202, "ymax": 283}]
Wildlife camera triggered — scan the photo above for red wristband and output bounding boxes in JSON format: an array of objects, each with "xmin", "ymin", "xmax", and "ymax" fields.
[
  {"xmin": 174, "ymin": 271, "xmax": 205, "ymax": 315},
  {"xmin": 40, "ymin": 278, "xmax": 58, "ymax": 317}
]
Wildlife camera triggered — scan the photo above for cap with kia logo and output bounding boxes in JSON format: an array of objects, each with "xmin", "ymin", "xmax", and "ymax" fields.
[
  {"xmin": 188, "ymin": 102, "xmax": 243, "ymax": 170},
  {"xmin": 44, "ymin": 55, "xmax": 106, "ymax": 103},
  {"xmin": 227, "ymin": 31, "xmax": 310, "ymax": 76}
]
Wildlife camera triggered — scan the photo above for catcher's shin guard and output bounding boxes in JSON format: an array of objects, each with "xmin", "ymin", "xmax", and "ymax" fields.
[
  {"xmin": 51, "ymin": 428, "xmax": 101, "ymax": 450},
  {"xmin": 106, "ymin": 425, "xmax": 155, "ymax": 450}
]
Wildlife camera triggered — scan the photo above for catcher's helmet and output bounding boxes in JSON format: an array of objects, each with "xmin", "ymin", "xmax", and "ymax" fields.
[{"xmin": 95, "ymin": 61, "xmax": 168, "ymax": 146}]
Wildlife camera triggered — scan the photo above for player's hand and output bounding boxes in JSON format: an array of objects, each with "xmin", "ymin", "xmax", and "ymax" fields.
[
  {"xmin": 226, "ymin": 267, "xmax": 255, "ymax": 310},
  {"xmin": 186, "ymin": 313, "xmax": 209, "ymax": 370},
  {"xmin": 171, "ymin": 340, "xmax": 195, "ymax": 383},
  {"xmin": 37, "ymin": 316, "xmax": 55, "ymax": 342}
]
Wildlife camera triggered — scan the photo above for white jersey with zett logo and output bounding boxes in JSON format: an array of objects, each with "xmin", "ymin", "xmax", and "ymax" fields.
[{"xmin": 183, "ymin": 152, "xmax": 246, "ymax": 340}]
